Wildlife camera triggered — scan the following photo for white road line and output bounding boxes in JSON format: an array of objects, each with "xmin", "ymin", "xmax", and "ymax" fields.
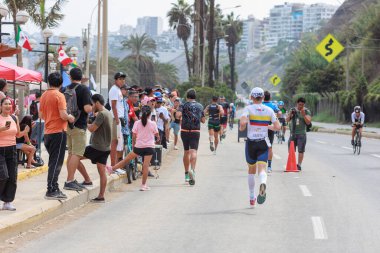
[
  {"xmin": 316, "ymin": 140, "xmax": 327, "ymax": 144},
  {"xmin": 341, "ymin": 146, "xmax": 352, "ymax": 150},
  {"xmin": 299, "ymin": 185, "xmax": 312, "ymax": 197},
  {"xmin": 273, "ymin": 154, "xmax": 282, "ymax": 160},
  {"xmin": 371, "ymin": 154, "xmax": 380, "ymax": 159},
  {"xmin": 311, "ymin": 217, "xmax": 328, "ymax": 240}
]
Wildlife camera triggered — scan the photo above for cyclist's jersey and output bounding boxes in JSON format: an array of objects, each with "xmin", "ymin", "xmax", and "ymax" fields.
[
  {"xmin": 262, "ymin": 101, "xmax": 280, "ymax": 113},
  {"xmin": 230, "ymin": 106, "xmax": 236, "ymax": 117},
  {"xmin": 279, "ymin": 107, "xmax": 286, "ymax": 119},
  {"xmin": 351, "ymin": 112, "xmax": 365, "ymax": 124},
  {"xmin": 242, "ymin": 104, "xmax": 277, "ymax": 140},
  {"xmin": 207, "ymin": 104, "xmax": 221, "ymax": 122}
]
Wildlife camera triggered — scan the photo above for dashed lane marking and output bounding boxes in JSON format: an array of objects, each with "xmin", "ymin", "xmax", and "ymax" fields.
[
  {"xmin": 299, "ymin": 185, "xmax": 312, "ymax": 197},
  {"xmin": 311, "ymin": 216, "xmax": 328, "ymax": 240},
  {"xmin": 273, "ymin": 154, "xmax": 282, "ymax": 160},
  {"xmin": 316, "ymin": 140, "xmax": 327, "ymax": 144},
  {"xmin": 341, "ymin": 146, "xmax": 352, "ymax": 151},
  {"xmin": 371, "ymin": 154, "xmax": 380, "ymax": 159}
]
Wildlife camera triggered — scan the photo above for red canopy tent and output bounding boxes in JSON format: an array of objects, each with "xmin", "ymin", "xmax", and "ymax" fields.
[{"xmin": 0, "ymin": 60, "xmax": 42, "ymax": 82}]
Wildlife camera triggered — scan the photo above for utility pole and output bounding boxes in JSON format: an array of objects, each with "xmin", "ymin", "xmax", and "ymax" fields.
[
  {"xmin": 85, "ymin": 22, "xmax": 91, "ymax": 81},
  {"xmin": 345, "ymin": 41, "xmax": 350, "ymax": 91},
  {"xmin": 96, "ymin": 0, "xmax": 102, "ymax": 93},
  {"xmin": 193, "ymin": 0, "xmax": 200, "ymax": 79},
  {"xmin": 101, "ymin": 0, "xmax": 108, "ymax": 98}
]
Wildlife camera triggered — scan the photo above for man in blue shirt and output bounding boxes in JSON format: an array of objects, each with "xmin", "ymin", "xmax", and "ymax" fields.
[{"xmin": 262, "ymin": 91, "xmax": 281, "ymax": 173}]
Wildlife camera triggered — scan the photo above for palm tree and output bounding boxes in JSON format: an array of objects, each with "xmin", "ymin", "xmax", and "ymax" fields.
[
  {"xmin": 167, "ymin": 0, "xmax": 192, "ymax": 80},
  {"xmin": 214, "ymin": 4, "xmax": 224, "ymax": 82},
  {"xmin": 207, "ymin": 0, "xmax": 215, "ymax": 87},
  {"xmin": 154, "ymin": 61, "xmax": 179, "ymax": 89},
  {"xmin": 122, "ymin": 33, "xmax": 157, "ymax": 87},
  {"xmin": 28, "ymin": 0, "xmax": 67, "ymax": 30},
  {"xmin": 3, "ymin": 0, "xmax": 34, "ymax": 67},
  {"xmin": 224, "ymin": 12, "xmax": 243, "ymax": 91}
]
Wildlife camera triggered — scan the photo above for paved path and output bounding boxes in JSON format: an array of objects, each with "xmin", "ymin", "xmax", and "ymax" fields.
[
  {"xmin": 314, "ymin": 121, "xmax": 380, "ymax": 134},
  {"xmin": 13, "ymin": 127, "xmax": 380, "ymax": 253}
]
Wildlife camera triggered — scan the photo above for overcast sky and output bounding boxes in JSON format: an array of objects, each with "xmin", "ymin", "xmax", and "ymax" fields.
[{"xmin": 20, "ymin": 0, "xmax": 342, "ymax": 37}]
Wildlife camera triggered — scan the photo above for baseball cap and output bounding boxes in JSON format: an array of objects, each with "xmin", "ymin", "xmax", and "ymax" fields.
[
  {"xmin": 154, "ymin": 92, "xmax": 162, "ymax": 98},
  {"xmin": 250, "ymin": 87, "xmax": 264, "ymax": 98},
  {"xmin": 114, "ymin": 72, "xmax": 127, "ymax": 80}
]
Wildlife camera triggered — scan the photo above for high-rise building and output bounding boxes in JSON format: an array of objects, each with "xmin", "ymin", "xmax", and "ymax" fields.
[
  {"xmin": 240, "ymin": 15, "xmax": 261, "ymax": 52},
  {"xmin": 136, "ymin": 17, "xmax": 163, "ymax": 38},
  {"xmin": 303, "ymin": 3, "xmax": 338, "ymax": 32}
]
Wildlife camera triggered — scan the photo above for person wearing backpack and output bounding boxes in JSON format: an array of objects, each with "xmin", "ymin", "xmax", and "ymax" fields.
[
  {"xmin": 30, "ymin": 91, "xmax": 44, "ymax": 154},
  {"xmin": 64, "ymin": 68, "xmax": 93, "ymax": 191}
]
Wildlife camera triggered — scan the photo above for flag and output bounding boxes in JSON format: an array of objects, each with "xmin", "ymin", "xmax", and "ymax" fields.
[
  {"xmin": 89, "ymin": 74, "xmax": 97, "ymax": 91},
  {"xmin": 70, "ymin": 58, "xmax": 78, "ymax": 68},
  {"xmin": 58, "ymin": 46, "xmax": 73, "ymax": 66},
  {"xmin": 62, "ymin": 71, "xmax": 71, "ymax": 88},
  {"xmin": 15, "ymin": 25, "xmax": 32, "ymax": 51}
]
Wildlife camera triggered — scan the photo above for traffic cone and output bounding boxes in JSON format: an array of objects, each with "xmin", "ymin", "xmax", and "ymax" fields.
[{"xmin": 284, "ymin": 141, "xmax": 299, "ymax": 172}]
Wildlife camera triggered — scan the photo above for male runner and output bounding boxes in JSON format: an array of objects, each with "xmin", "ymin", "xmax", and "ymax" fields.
[
  {"xmin": 351, "ymin": 106, "xmax": 365, "ymax": 146},
  {"xmin": 204, "ymin": 96, "xmax": 224, "ymax": 154},
  {"xmin": 262, "ymin": 91, "xmax": 280, "ymax": 173},
  {"xmin": 177, "ymin": 89, "xmax": 205, "ymax": 185},
  {"xmin": 278, "ymin": 101, "xmax": 287, "ymax": 141},
  {"xmin": 219, "ymin": 96, "xmax": 229, "ymax": 141},
  {"xmin": 240, "ymin": 87, "xmax": 280, "ymax": 207}
]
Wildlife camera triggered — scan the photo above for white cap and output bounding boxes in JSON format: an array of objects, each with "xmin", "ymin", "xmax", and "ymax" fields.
[{"xmin": 250, "ymin": 87, "xmax": 264, "ymax": 98}]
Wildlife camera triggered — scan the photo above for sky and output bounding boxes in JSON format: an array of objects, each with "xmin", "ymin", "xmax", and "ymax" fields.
[{"xmin": 18, "ymin": 0, "xmax": 343, "ymax": 37}]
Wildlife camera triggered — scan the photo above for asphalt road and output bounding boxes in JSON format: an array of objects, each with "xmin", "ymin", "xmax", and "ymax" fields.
[{"xmin": 14, "ymin": 127, "xmax": 380, "ymax": 253}]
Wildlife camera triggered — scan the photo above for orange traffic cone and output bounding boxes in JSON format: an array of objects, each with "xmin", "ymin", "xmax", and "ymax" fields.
[{"xmin": 284, "ymin": 141, "xmax": 299, "ymax": 172}]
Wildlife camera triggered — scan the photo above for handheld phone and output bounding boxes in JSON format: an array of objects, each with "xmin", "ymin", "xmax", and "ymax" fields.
[{"xmin": 5, "ymin": 121, "xmax": 11, "ymax": 128}]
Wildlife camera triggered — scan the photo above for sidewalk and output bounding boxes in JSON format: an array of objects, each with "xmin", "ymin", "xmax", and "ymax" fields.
[
  {"xmin": 313, "ymin": 121, "xmax": 380, "ymax": 139},
  {"xmin": 0, "ymin": 140, "xmax": 175, "ymax": 241}
]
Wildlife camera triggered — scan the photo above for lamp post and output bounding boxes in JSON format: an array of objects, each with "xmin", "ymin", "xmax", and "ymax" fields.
[
  {"xmin": 70, "ymin": 46, "xmax": 79, "ymax": 68},
  {"xmin": 0, "ymin": 4, "xmax": 29, "ymax": 46}
]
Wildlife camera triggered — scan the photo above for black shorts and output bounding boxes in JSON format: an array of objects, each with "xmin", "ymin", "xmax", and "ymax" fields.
[
  {"xmin": 268, "ymin": 130, "xmax": 275, "ymax": 145},
  {"xmin": 208, "ymin": 120, "xmax": 221, "ymax": 132},
  {"xmin": 133, "ymin": 147, "xmax": 154, "ymax": 157},
  {"xmin": 245, "ymin": 139, "xmax": 269, "ymax": 165},
  {"xmin": 220, "ymin": 117, "xmax": 228, "ymax": 125},
  {"xmin": 289, "ymin": 134, "xmax": 307, "ymax": 153},
  {"xmin": 279, "ymin": 118, "xmax": 287, "ymax": 126},
  {"xmin": 181, "ymin": 131, "xmax": 200, "ymax": 151},
  {"xmin": 83, "ymin": 146, "xmax": 110, "ymax": 165}
]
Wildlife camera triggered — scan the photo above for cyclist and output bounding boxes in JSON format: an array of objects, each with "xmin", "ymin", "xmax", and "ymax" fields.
[
  {"xmin": 229, "ymin": 102, "xmax": 236, "ymax": 130},
  {"xmin": 219, "ymin": 96, "xmax": 229, "ymax": 141},
  {"xmin": 240, "ymin": 87, "xmax": 280, "ymax": 207},
  {"xmin": 204, "ymin": 96, "xmax": 224, "ymax": 154},
  {"xmin": 278, "ymin": 101, "xmax": 287, "ymax": 142},
  {"xmin": 262, "ymin": 91, "xmax": 281, "ymax": 173},
  {"xmin": 351, "ymin": 106, "xmax": 365, "ymax": 146}
]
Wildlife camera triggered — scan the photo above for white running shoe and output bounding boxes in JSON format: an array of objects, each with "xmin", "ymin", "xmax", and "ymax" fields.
[
  {"xmin": 3, "ymin": 202, "xmax": 16, "ymax": 211},
  {"xmin": 115, "ymin": 169, "xmax": 126, "ymax": 175},
  {"xmin": 140, "ymin": 185, "xmax": 151, "ymax": 191}
]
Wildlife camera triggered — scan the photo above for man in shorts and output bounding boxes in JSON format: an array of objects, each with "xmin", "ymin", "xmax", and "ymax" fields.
[
  {"xmin": 204, "ymin": 96, "xmax": 223, "ymax": 154},
  {"xmin": 240, "ymin": 87, "xmax": 280, "ymax": 207},
  {"xmin": 262, "ymin": 91, "xmax": 280, "ymax": 173},
  {"xmin": 278, "ymin": 101, "xmax": 287, "ymax": 141},
  {"xmin": 177, "ymin": 89, "xmax": 205, "ymax": 185},
  {"xmin": 219, "ymin": 96, "xmax": 229, "ymax": 141},
  {"xmin": 83, "ymin": 94, "xmax": 112, "ymax": 203}
]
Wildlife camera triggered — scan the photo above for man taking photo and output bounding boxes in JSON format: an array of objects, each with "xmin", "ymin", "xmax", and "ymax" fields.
[{"xmin": 286, "ymin": 97, "xmax": 312, "ymax": 171}]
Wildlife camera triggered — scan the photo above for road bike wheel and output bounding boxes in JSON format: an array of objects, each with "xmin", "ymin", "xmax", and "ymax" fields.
[{"xmin": 356, "ymin": 131, "xmax": 361, "ymax": 155}]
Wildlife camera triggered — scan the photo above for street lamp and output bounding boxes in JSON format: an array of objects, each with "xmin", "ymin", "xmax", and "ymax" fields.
[
  {"xmin": 0, "ymin": 4, "xmax": 30, "ymax": 44},
  {"xmin": 42, "ymin": 28, "xmax": 53, "ymax": 82}
]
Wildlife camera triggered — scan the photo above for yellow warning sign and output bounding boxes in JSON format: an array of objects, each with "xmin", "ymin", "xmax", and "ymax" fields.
[
  {"xmin": 316, "ymin": 34, "xmax": 345, "ymax": 63},
  {"xmin": 270, "ymin": 75, "xmax": 281, "ymax": 86}
]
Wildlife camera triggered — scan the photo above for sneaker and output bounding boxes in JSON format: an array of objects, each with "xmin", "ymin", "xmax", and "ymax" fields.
[
  {"xmin": 351, "ymin": 140, "xmax": 354, "ymax": 146},
  {"xmin": 74, "ymin": 180, "xmax": 86, "ymax": 189},
  {"xmin": 81, "ymin": 181, "xmax": 93, "ymax": 187},
  {"xmin": 174, "ymin": 146, "xmax": 179, "ymax": 150},
  {"xmin": 210, "ymin": 141, "xmax": 215, "ymax": 152},
  {"xmin": 115, "ymin": 169, "xmax": 126, "ymax": 175},
  {"xmin": 297, "ymin": 164, "xmax": 302, "ymax": 171},
  {"xmin": 2, "ymin": 202, "xmax": 16, "ymax": 211},
  {"xmin": 282, "ymin": 136, "xmax": 285, "ymax": 142},
  {"xmin": 267, "ymin": 167, "xmax": 272, "ymax": 173},
  {"xmin": 140, "ymin": 185, "xmax": 151, "ymax": 191},
  {"xmin": 45, "ymin": 190, "xmax": 67, "ymax": 200},
  {"xmin": 105, "ymin": 165, "xmax": 113, "ymax": 175},
  {"xmin": 185, "ymin": 173, "xmax": 190, "ymax": 182},
  {"xmin": 91, "ymin": 197, "xmax": 105, "ymax": 203},
  {"xmin": 250, "ymin": 198, "xmax": 256, "ymax": 208},
  {"xmin": 63, "ymin": 181, "xmax": 83, "ymax": 191},
  {"xmin": 257, "ymin": 184, "xmax": 267, "ymax": 205},
  {"xmin": 188, "ymin": 169, "xmax": 196, "ymax": 185}
]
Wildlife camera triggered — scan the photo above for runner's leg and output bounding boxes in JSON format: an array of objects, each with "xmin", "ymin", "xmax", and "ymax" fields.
[{"xmin": 142, "ymin": 155, "xmax": 153, "ymax": 185}]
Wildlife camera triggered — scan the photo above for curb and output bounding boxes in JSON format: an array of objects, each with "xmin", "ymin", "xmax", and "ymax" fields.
[
  {"xmin": 316, "ymin": 128, "xmax": 380, "ymax": 139},
  {"xmin": 18, "ymin": 165, "xmax": 48, "ymax": 182},
  {"xmin": 1, "ymin": 143, "xmax": 175, "ymax": 241}
]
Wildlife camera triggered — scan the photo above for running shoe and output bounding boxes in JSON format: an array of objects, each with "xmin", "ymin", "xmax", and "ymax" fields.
[
  {"xmin": 2, "ymin": 202, "xmax": 16, "ymax": 211},
  {"xmin": 210, "ymin": 141, "xmax": 215, "ymax": 152},
  {"xmin": 64, "ymin": 181, "xmax": 83, "ymax": 191},
  {"xmin": 140, "ymin": 185, "xmax": 151, "ymax": 191},
  {"xmin": 105, "ymin": 165, "xmax": 113, "ymax": 175},
  {"xmin": 250, "ymin": 198, "xmax": 256, "ymax": 208},
  {"xmin": 257, "ymin": 184, "xmax": 267, "ymax": 205},
  {"xmin": 297, "ymin": 164, "xmax": 302, "ymax": 171},
  {"xmin": 115, "ymin": 168, "xmax": 126, "ymax": 175},
  {"xmin": 185, "ymin": 173, "xmax": 190, "ymax": 182},
  {"xmin": 267, "ymin": 167, "xmax": 272, "ymax": 173},
  {"xmin": 188, "ymin": 169, "xmax": 195, "ymax": 186},
  {"xmin": 45, "ymin": 190, "xmax": 67, "ymax": 200},
  {"xmin": 74, "ymin": 180, "xmax": 86, "ymax": 189},
  {"xmin": 213, "ymin": 150, "xmax": 216, "ymax": 155}
]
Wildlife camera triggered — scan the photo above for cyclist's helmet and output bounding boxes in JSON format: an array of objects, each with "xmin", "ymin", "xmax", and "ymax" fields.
[
  {"xmin": 230, "ymin": 103, "xmax": 234, "ymax": 107},
  {"xmin": 354, "ymin": 106, "xmax": 361, "ymax": 113},
  {"xmin": 250, "ymin": 87, "xmax": 264, "ymax": 98},
  {"xmin": 278, "ymin": 101, "xmax": 284, "ymax": 106}
]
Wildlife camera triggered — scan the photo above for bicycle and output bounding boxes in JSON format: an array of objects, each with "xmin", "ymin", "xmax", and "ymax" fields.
[
  {"xmin": 353, "ymin": 124, "xmax": 362, "ymax": 155},
  {"xmin": 124, "ymin": 135, "xmax": 141, "ymax": 184}
]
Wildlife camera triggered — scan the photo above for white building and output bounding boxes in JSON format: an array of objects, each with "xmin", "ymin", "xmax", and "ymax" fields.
[
  {"xmin": 240, "ymin": 15, "xmax": 262, "ymax": 52},
  {"xmin": 136, "ymin": 17, "xmax": 163, "ymax": 38},
  {"xmin": 303, "ymin": 3, "xmax": 338, "ymax": 32}
]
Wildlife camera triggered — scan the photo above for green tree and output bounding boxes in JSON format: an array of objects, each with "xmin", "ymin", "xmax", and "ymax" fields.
[
  {"xmin": 28, "ymin": 0, "xmax": 67, "ymax": 30},
  {"xmin": 122, "ymin": 33, "xmax": 157, "ymax": 87},
  {"xmin": 154, "ymin": 61, "xmax": 179, "ymax": 89},
  {"xmin": 224, "ymin": 12, "xmax": 243, "ymax": 91},
  {"xmin": 214, "ymin": 4, "xmax": 224, "ymax": 82},
  {"xmin": 207, "ymin": 0, "xmax": 215, "ymax": 87},
  {"xmin": 167, "ymin": 0, "xmax": 192, "ymax": 80}
]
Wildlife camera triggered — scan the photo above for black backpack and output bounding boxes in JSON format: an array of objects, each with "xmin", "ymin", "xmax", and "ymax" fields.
[
  {"xmin": 105, "ymin": 98, "xmax": 111, "ymax": 111},
  {"xmin": 64, "ymin": 84, "xmax": 81, "ymax": 125},
  {"xmin": 30, "ymin": 101, "xmax": 39, "ymax": 121}
]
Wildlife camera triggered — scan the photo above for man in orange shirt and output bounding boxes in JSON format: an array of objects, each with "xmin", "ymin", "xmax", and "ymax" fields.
[{"xmin": 40, "ymin": 73, "xmax": 75, "ymax": 200}]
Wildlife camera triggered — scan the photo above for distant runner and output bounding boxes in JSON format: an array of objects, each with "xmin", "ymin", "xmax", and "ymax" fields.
[
  {"xmin": 278, "ymin": 101, "xmax": 287, "ymax": 141},
  {"xmin": 240, "ymin": 87, "xmax": 280, "ymax": 207},
  {"xmin": 219, "ymin": 96, "xmax": 229, "ymax": 141},
  {"xmin": 204, "ymin": 96, "xmax": 224, "ymax": 155}
]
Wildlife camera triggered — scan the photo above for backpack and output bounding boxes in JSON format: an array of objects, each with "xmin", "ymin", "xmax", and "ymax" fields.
[
  {"xmin": 64, "ymin": 84, "xmax": 81, "ymax": 125},
  {"xmin": 30, "ymin": 101, "xmax": 39, "ymax": 121},
  {"xmin": 105, "ymin": 98, "xmax": 111, "ymax": 111}
]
